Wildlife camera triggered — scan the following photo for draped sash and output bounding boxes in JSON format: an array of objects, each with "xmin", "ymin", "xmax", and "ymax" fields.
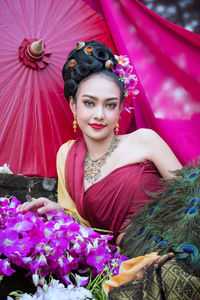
[{"xmin": 65, "ymin": 136, "xmax": 87, "ymax": 218}]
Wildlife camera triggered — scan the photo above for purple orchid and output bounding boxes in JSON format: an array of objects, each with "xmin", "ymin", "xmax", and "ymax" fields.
[{"xmin": 0, "ymin": 197, "xmax": 128, "ymax": 287}]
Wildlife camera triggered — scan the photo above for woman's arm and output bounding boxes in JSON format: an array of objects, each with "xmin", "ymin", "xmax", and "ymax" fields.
[{"xmin": 138, "ymin": 129, "xmax": 182, "ymax": 178}]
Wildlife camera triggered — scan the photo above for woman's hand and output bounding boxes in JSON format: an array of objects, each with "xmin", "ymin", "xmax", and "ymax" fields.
[{"xmin": 18, "ymin": 197, "xmax": 64, "ymax": 215}]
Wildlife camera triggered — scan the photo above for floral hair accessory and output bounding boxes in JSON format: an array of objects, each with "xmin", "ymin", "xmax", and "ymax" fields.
[{"xmin": 112, "ymin": 55, "xmax": 139, "ymax": 98}]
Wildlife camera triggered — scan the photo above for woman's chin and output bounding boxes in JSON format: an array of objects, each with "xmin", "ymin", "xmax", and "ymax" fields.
[{"xmin": 83, "ymin": 127, "xmax": 114, "ymax": 141}]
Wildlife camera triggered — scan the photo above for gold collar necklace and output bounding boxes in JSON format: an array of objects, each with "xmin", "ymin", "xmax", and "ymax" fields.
[{"xmin": 84, "ymin": 136, "xmax": 120, "ymax": 184}]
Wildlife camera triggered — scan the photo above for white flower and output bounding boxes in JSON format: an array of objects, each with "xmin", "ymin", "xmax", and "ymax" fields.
[
  {"xmin": 19, "ymin": 293, "xmax": 36, "ymax": 300},
  {"xmin": 79, "ymin": 226, "xmax": 89, "ymax": 238},
  {"xmin": 73, "ymin": 241, "xmax": 81, "ymax": 250},
  {"xmin": 44, "ymin": 244, "xmax": 52, "ymax": 254},
  {"xmin": 53, "ymin": 223, "xmax": 60, "ymax": 230},
  {"xmin": 38, "ymin": 254, "xmax": 47, "ymax": 265},
  {"xmin": 32, "ymin": 273, "xmax": 39, "ymax": 286},
  {"xmin": 92, "ymin": 239, "xmax": 99, "ymax": 248},
  {"xmin": 58, "ymin": 257, "xmax": 64, "ymax": 267},
  {"xmin": 12, "ymin": 279, "xmax": 94, "ymax": 300},
  {"xmin": 74, "ymin": 274, "xmax": 89, "ymax": 287},
  {"xmin": 31, "ymin": 215, "xmax": 37, "ymax": 223},
  {"xmin": 67, "ymin": 253, "xmax": 74, "ymax": 263},
  {"xmin": 44, "ymin": 228, "xmax": 51, "ymax": 237},
  {"xmin": 43, "ymin": 283, "xmax": 48, "ymax": 293},
  {"xmin": 86, "ymin": 243, "xmax": 93, "ymax": 254}
]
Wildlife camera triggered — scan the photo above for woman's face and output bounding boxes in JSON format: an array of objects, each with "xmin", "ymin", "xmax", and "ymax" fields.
[{"xmin": 70, "ymin": 74, "xmax": 122, "ymax": 141}]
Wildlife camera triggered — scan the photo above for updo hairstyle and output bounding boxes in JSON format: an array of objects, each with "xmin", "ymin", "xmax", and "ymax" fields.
[{"xmin": 62, "ymin": 41, "xmax": 124, "ymax": 103}]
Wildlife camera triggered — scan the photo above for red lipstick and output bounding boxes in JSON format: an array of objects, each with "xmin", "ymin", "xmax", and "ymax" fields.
[{"xmin": 89, "ymin": 123, "xmax": 105, "ymax": 129}]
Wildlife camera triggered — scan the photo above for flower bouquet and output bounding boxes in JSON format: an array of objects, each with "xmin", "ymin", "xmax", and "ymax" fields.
[{"xmin": 0, "ymin": 197, "xmax": 127, "ymax": 299}]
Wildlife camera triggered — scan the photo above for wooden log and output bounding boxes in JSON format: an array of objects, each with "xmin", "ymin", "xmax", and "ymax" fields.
[{"xmin": 0, "ymin": 173, "xmax": 57, "ymax": 203}]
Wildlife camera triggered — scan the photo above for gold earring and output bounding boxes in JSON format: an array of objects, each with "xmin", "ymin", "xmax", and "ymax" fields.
[
  {"xmin": 115, "ymin": 121, "xmax": 119, "ymax": 135},
  {"xmin": 73, "ymin": 113, "xmax": 77, "ymax": 133}
]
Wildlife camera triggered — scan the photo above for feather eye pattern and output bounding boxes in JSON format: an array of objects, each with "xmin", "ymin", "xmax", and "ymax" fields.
[{"xmin": 120, "ymin": 160, "xmax": 200, "ymax": 276}]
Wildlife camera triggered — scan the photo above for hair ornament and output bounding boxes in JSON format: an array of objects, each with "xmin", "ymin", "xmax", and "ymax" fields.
[
  {"xmin": 68, "ymin": 59, "xmax": 77, "ymax": 67},
  {"xmin": 105, "ymin": 59, "xmax": 114, "ymax": 70},
  {"xmin": 76, "ymin": 41, "xmax": 85, "ymax": 51},
  {"xmin": 113, "ymin": 55, "xmax": 139, "ymax": 97},
  {"xmin": 84, "ymin": 46, "xmax": 93, "ymax": 55}
]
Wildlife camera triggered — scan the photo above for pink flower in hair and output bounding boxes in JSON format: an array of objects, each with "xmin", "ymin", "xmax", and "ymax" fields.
[{"xmin": 113, "ymin": 55, "xmax": 139, "ymax": 98}]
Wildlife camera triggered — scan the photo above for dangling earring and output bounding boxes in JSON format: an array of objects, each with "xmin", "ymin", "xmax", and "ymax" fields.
[
  {"xmin": 73, "ymin": 113, "xmax": 78, "ymax": 133},
  {"xmin": 115, "ymin": 121, "xmax": 119, "ymax": 135}
]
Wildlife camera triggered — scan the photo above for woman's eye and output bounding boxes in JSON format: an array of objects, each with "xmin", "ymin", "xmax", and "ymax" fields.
[
  {"xmin": 106, "ymin": 103, "xmax": 117, "ymax": 109},
  {"xmin": 83, "ymin": 101, "xmax": 94, "ymax": 107}
]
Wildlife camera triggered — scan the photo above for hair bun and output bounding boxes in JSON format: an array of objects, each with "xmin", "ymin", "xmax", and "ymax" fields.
[
  {"xmin": 62, "ymin": 40, "xmax": 119, "ymax": 101},
  {"xmin": 92, "ymin": 47, "xmax": 109, "ymax": 62}
]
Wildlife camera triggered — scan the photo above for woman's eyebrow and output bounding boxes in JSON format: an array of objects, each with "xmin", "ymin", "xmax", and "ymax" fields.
[
  {"xmin": 105, "ymin": 97, "xmax": 119, "ymax": 101},
  {"xmin": 82, "ymin": 95, "xmax": 118, "ymax": 101},
  {"xmin": 82, "ymin": 95, "xmax": 97, "ymax": 99}
]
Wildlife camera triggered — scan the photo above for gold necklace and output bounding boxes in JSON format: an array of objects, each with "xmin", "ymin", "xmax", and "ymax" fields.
[{"xmin": 84, "ymin": 136, "xmax": 120, "ymax": 184}]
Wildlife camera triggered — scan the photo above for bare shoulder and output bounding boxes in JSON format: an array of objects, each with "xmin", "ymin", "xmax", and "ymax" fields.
[
  {"xmin": 129, "ymin": 128, "xmax": 159, "ymax": 142},
  {"xmin": 127, "ymin": 128, "xmax": 182, "ymax": 178},
  {"xmin": 124, "ymin": 128, "xmax": 160, "ymax": 148},
  {"xmin": 118, "ymin": 129, "xmax": 158, "ymax": 165}
]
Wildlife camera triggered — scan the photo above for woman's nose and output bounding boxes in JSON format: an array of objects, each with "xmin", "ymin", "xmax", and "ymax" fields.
[{"xmin": 94, "ymin": 105, "xmax": 104, "ymax": 119}]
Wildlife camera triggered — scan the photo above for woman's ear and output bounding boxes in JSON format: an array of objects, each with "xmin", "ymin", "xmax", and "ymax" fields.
[{"xmin": 69, "ymin": 96, "xmax": 76, "ymax": 114}]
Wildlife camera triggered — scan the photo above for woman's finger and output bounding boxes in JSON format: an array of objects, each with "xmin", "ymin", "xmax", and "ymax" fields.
[
  {"xmin": 17, "ymin": 201, "xmax": 33, "ymax": 211},
  {"xmin": 37, "ymin": 203, "xmax": 62, "ymax": 215},
  {"xmin": 18, "ymin": 199, "xmax": 41, "ymax": 212}
]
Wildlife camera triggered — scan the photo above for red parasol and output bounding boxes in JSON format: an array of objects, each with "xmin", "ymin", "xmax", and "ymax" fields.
[{"xmin": 0, "ymin": 0, "xmax": 117, "ymax": 177}]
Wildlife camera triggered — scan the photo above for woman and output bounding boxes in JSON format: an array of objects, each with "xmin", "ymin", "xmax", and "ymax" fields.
[
  {"xmin": 20, "ymin": 40, "xmax": 182, "ymax": 245},
  {"xmin": 20, "ymin": 41, "xmax": 200, "ymax": 298}
]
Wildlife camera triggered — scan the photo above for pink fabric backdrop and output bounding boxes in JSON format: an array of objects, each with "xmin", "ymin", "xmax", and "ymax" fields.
[{"xmin": 84, "ymin": 0, "xmax": 200, "ymax": 165}]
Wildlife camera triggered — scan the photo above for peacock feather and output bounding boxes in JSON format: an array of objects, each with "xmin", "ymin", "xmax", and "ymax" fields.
[{"xmin": 120, "ymin": 160, "xmax": 200, "ymax": 276}]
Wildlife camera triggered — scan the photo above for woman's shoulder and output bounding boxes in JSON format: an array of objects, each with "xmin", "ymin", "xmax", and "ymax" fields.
[
  {"xmin": 125, "ymin": 128, "xmax": 159, "ymax": 144},
  {"xmin": 120, "ymin": 129, "xmax": 163, "ymax": 164}
]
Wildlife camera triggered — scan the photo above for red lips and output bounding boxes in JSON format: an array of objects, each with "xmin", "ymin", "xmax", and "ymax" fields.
[{"xmin": 89, "ymin": 123, "xmax": 105, "ymax": 129}]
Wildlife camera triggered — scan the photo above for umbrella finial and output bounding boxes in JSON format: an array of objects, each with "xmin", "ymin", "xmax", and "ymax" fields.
[
  {"xmin": 19, "ymin": 38, "xmax": 51, "ymax": 70},
  {"xmin": 31, "ymin": 39, "xmax": 44, "ymax": 55},
  {"xmin": 24, "ymin": 39, "xmax": 45, "ymax": 63}
]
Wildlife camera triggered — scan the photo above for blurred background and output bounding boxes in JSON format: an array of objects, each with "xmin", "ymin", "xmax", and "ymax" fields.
[{"xmin": 140, "ymin": 0, "xmax": 200, "ymax": 33}]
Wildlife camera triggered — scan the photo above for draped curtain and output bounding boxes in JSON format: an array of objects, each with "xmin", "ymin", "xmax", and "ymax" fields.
[{"xmin": 85, "ymin": 0, "xmax": 200, "ymax": 165}]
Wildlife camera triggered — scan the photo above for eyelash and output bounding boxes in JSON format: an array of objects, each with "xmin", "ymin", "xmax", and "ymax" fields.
[
  {"xmin": 106, "ymin": 103, "xmax": 117, "ymax": 109},
  {"xmin": 83, "ymin": 100, "xmax": 94, "ymax": 107},
  {"xmin": 83, "ymin": 101, "xmax": 117, "ymax": 109}
]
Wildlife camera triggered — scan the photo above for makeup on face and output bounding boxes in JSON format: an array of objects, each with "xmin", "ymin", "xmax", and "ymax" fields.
[
  {"xmin": 70, "ymin": 74, "xmax": 122, "ymax": 140},
  {"xmin": 89, "ymin": 123, "xmax": 106, "ymax": 129}
]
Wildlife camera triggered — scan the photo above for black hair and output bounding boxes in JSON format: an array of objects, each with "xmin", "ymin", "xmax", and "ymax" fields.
[{"xmin": 62, "ymin": 40, "xmax": 124, "ymax": 103}]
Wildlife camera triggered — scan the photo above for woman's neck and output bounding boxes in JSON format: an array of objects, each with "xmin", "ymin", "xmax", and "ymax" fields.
[{"xmin": 83, "ymin": 133, "xmax": 115, "ymax": 160}]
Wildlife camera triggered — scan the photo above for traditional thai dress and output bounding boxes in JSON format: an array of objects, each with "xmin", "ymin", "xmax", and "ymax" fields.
[{"xmin": 57, "ymin": 136, "xmax": 161, "ymax": 242}]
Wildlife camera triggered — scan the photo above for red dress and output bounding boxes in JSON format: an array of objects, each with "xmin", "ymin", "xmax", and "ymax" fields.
[{"xmin": 65, "ymin": 137, "xmax": 161, "ymax": 242}]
